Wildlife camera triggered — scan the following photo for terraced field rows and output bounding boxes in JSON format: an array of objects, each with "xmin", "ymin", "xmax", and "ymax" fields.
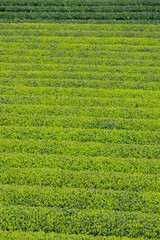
[{"xmin": 0, "ymin": 24, "xmax": 160, "ymax": 239}]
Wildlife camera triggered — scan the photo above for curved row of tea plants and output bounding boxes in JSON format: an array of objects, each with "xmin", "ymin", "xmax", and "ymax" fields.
[
  {"xmin": 0, "ymin": 205, "xmax": 159, "ymax": 238},
  {"xmin": 1, "ymin": 184, "xmax": 160, "ymax": 213},
  {"xmin": 0, "ymin": 230, "xmax": 152, "ymax": 240}
]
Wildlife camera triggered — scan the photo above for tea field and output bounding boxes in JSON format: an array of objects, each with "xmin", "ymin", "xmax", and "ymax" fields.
[
  {"xmin": 0, "ymin": 0, "xmax": 160, "ymax": 23},
  {"xmin": 0, "ymin": 22, "xmax": 160, "ymax": 239}
]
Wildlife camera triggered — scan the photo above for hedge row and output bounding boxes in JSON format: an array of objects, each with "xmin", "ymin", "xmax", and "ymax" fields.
[
  {"xmin": 1, "ymin": 184, "xmax": 159, "ymax": 213},
  {"xmin": 1, "ymin": 78, "xmax": 159, "ymax": 91},
  {"xmin": 1, "ymin": 0, "xmax": 160, "ymax": 7},
  {"xmin": 1, "ymin": 68, "xmax": 160, "ymax": 79},
  {"xmin": 0, "ymin": 230, "xmax": 148, "ymax": 240},
  {"xmin": 1, "ymin": 87, "xmax": 160, "ymax": 100},
  {"xmin": 1, "ymin": 64, "xmax": 160, "ymax": 76},
  {"xmin": 1, "ymin": 23, "xmax": 159, "ymax": 31},
  {"xmin": 1, "ymin": 56, "xmax": 160, "ymax": 67},
  {"xmin": 1, "ymin": 114, "xmax": 160, "ymax": 131},
  {"xmin": 1, "ymin": 104, "xmax": 159, "ymax": 120},
  {"xmin": 1, "ymin": 152, "xmax": 159, "ymax": 174},
  {"xmin": 1, "ymin": 95, "xmax": 160, "ymax": 108},
  {"xmin": 1, "ymin": 50, "xmax": 160, "ymax": 61},
  {"xmin": 1, "ymin": 5, "xmax": 159, "ymax": 13},
  {"xmin": 1, "ymin": 126, "xmax": 159, "ymax": 145},
  {"xmin": 1, "ymin": 35, "xmax": 160, "ymax": 46},
  {"xmin": 0, "ymin": 205, "xmax": 159, "ymax": 238},
  {"xmin": 0, "ymin": 168, "xmax": 159, "ymax": 191},
  {"xmin": 1, "ymin": 42, "xmax": 160, "ymax": 53},
  {"xmin": 0, "ymin": 11, "xmax": 159, "ymax": 21}
]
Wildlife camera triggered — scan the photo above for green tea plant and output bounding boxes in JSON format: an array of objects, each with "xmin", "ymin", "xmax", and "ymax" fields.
[{"xmin": 0, "ymin": 23, "xmax": 160, "ymax": 239}]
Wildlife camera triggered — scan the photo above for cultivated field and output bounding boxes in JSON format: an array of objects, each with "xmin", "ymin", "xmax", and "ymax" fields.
[
  {"xmin": 0, "ymin": 0, "xmax": 160, "ymax": 23},
  {"xmin": 0, "ymin": 23, "xmax": 160, "ymax": 239}
]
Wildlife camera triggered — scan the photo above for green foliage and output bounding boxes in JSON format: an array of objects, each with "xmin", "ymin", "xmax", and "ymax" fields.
[
  {"xmin": 0, "ymin": 230, "xmax": 156, "ymax": 239},
  {"xmin": 1, "ymin": 114, "xmax": 160, "ymax": 131},
  {"xmin": 0, "ymin": 24, "xmax": 160, "ymax": 238},
  {"xmin": 0, "ymin": 184, "xmax": 160, "ymax": 213},
  {"xmin": 0, "ymin": 168, "xmax": 160, "ymax": 192},
  {"xmin": 0, "ymin": 138, "xmax": 159, "ymax": 159},
  {"xmin": 0, "ymin": 153, "xmax": 160, "ymax": 174},
  {"xmin": 1, "ymin": 104, "xmax": 160, "ymax": 120},
  {"xmin": 0, "ymin": 0, "xmax": 159, "ymax": 23},
  {"xmin": 0, "ymin": 205, "xmax": 159, "ymax": 238},
  {"xmin": 1, "ymin": 126, "xmax": 159, "ymax": 145}
]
